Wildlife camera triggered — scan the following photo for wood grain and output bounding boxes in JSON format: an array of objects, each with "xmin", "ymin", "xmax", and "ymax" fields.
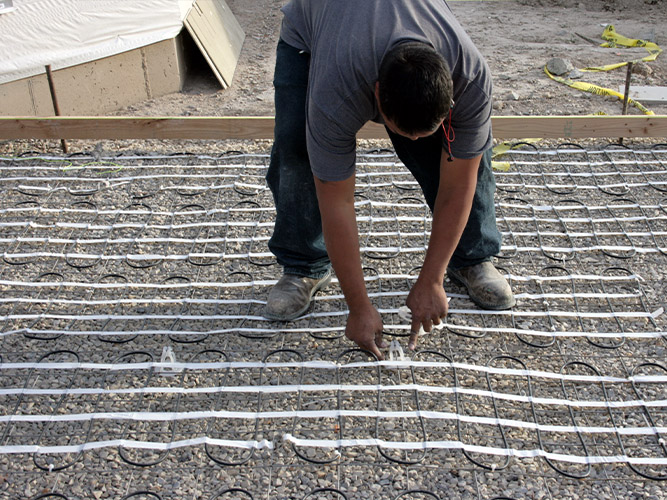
[{"xmin": 1, "ymin": 115, "xmax": 665, "ymax": 140}]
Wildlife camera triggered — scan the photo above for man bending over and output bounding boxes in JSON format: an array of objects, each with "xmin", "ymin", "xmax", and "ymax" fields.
[{"xmin": 263, "ymin": 0, "xmax": 515, "ymax": 358}]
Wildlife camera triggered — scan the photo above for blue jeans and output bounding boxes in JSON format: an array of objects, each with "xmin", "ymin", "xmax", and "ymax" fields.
[{"xmin": 266, "ymin": 39, "xmax": 502, "ymax": 277}]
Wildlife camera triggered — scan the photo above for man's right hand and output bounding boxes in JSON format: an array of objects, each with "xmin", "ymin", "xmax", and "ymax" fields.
[
  {"xmin": 345, "ymin": 303, "xmax": 386, "ymax": 360},
  {"xmin": 313, "ymin": 174, "xmax": 386, "ymax": 361}
]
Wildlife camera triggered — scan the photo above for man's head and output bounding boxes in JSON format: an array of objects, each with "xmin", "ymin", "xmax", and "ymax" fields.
[{"xmin": 376, "ymin": 42, "xmax": 453, "ymax": 138}]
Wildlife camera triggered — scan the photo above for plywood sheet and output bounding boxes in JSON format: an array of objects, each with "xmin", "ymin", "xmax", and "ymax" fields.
[{"xmin": 184, "ymin": 0, "xmax": 245, "ymax": 89}]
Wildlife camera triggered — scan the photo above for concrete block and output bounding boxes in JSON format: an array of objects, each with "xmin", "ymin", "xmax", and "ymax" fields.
[
  {"xmin": 144, "ymin": 36, "xmax": 188, "ymax": 100},
  {"xmin": 0, "ymin": 35, "xmax": 187, "ymax": 116},
  {"xmin": 0, "ymin": 74, "xmax": 53, "ymax": 115}
]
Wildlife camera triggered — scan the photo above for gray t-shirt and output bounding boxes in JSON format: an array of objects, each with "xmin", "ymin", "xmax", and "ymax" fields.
[{"xmin": 280, "ymin": 0, "xmax": 493, "ymax": 182}]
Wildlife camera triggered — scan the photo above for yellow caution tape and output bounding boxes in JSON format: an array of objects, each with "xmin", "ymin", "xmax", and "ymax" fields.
[
  {"xmin": 495, "ymin": 27, "xmax": 661, "ymax": 171},
  {"xmin": 492, "ymin": 138, "xmax": 541, "ymax": 158},
  {"xmin": 491, "ymin": 160, "xmax": 511, "ymax": 171},
  {"xmin": 544, "ymin": 25, "xmax": 662, "ymax": 116},
  {"xmin": 544, "ymin": 68, "xmax": 654, "ymax": 115},
  {"xmin": 491, "ymin": 138, "xmax": 542, "ymax": 171},
  {"xmin": 588, "ymin": 24, "xmax": 662, "ymax": 70}
]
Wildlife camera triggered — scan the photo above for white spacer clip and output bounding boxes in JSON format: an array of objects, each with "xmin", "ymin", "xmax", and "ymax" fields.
[
  {"xmin": 155, "ymin": 346, "xmax": 183, "ymax": 377},
  {"xmin": 389, "ymin": 340, "xmax": 406, "ymax": 362}
]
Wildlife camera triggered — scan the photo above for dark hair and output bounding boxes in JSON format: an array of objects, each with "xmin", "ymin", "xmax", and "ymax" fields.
[{"xmin": 377, "ymin": 42, "xmax": 453, "ymax": 135}]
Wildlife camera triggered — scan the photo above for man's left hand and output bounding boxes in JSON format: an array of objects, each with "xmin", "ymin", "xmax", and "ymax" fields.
[{"xmin": 405, "ymin": 278, "xmax": 449, "ymax": 350}]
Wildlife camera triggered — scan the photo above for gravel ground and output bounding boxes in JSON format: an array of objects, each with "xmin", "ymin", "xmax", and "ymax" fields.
[
  {"xmin": 0, "ymin": 144, "xmax": 665, "ymax": 499},
  {"xmin": 1, "ymin": 0, "xmax": 666, "ymax": 497}
]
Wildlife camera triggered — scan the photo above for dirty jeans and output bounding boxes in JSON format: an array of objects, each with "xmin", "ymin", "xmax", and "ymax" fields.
[{"xmin": 266, "ymin": 39, "xmax": 502, "ymax": 278}]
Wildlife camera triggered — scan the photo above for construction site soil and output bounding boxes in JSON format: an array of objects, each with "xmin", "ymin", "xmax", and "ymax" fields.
[
  {"xmin": 159, "ymin": 0, "xmax": 667, "ymax": 120},
  {"xmin": 1, "ymin": 0, "xmax": 666, "ymax": 155}
]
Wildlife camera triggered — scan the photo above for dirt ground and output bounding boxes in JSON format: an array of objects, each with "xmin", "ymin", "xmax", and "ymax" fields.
[{"xmin": 117, "ymin": 0, "xmax": 667, "ymax": 120}]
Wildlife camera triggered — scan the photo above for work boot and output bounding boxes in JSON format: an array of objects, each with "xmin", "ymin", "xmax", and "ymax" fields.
[
  {"xmin": 447, "ymin": 261, "xmax": 515, "ymax": 310},
  {"xmin": 264, "ymin": 271, "xmax": 332, "ymax": 320}
]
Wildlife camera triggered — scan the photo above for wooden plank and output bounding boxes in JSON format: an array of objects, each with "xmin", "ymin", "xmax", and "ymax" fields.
[
  {"xmin": 184, "ymin": 0, "xmax": 245, "ymax": 88},
  {"xmin": 1, "ymin": 115, "xmax": 666, "ymax": 140},
  {"xmin": 0, "ymin": 117, "xmax": 275, "ymax": 140},
  {"xmin": 490, "ymin": 115, "xmax": 667, "ymax": 140},
  {"xmin": 185, "ymin": 16, "xmax": 227, "ymax": 89}
]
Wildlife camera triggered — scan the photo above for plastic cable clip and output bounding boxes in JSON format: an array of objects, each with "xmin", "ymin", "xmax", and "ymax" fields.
[
  {"xmin": 155, "ymin": 346, "xmax": 183, "ymax": 377},
  {"xmin": 388, "ymin": 339, "xmax": 406, "ymax": 362}
]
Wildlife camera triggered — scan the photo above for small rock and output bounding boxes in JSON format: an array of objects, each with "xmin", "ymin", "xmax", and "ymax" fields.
[
  {"xmin": 568, "ymin": 69, "xmax": 584, "ymax": 79},
  {"xmin": 546, "ymin": 57, "xmax": 574, "ymax": 76},
  {"xmin": 639, "ymin": 29, "xmax": 657, "ymax": 44},
  {"xmin": 633, "ymin": 62, "xmax": 653, "ymax": 77},
  {"xmin": 505, "ymin": 90, "xmax": 520, "ymax": 101}
]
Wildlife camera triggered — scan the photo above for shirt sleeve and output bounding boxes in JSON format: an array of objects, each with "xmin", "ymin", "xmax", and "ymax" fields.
[
  {"xmin": 305, "ymin": 86, "xmax": 373, "ymax": 182},
  {"xmin": 449, "ymin": 77, "xmax": 493, "ymax": 159},
  {"xmin": 306, "ymin": 115, "xmax": 357, "ymax": 182}
]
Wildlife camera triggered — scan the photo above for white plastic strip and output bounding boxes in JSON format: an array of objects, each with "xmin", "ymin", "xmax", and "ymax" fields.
[
  {"xmin": 1, "ymin": 409, "xmax": 666, "ymax": 438},
  {"xmin": 0, "ymin": 200, "xmax": 663, "ymax": 217},
  {"xmin": 0, "ymin": 271, "xmax": 645, "ymax": 289},
  {"xmin": 0, "ymin": 436, "xmax": 273, "ymax": 455},
  {"xmin": 0, "ymin": 251, "xmax": 275, "ymax": 262},
  {"xmin": 2, "ymin": 325, "xmax": 663, "ymax": 340},
  {"xmin": 3, "ymin": 158, "xmax": 666, "ymax": 180},
  {"xmin": 439, "ymin": 323, "xmax": 666, "ymax": 340},
  {"xmin": 282, "ymin": 434, "xmax": 667, "ymax": 466},
  {"xmin": 2, "ymin": 360, "xmax": 666, "ymax": 384},
  {"xmin": 0, "ymin": 307, "xmax": 660, "ymax": 324},
  {"xmin": 7, "ymin": 231, "xmax": 664, "ymax": 246},
  {"xmin": 1, "ymin": 244, "xmax": 664, "ymax": 263},
  {"xmin": 1, "ymin": 384, "xmax": 665, "ymax": 411},
  {"xmin": 0, "ymin": 290, "xmax": 644, "ymax": 309}
]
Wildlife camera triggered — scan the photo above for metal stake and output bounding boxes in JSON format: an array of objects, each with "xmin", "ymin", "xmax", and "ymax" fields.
[
  {"xmin": 45, "ymin": 64, "xmax": 69, "ymax": 154},
  {"xmin": 619, "ymin": 62, "xmax": 634, "ymax": 145}
]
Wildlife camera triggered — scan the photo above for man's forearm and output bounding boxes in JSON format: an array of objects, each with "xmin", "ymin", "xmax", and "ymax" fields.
[
  {"xmin": 420, "ymin": 154, "xmax": 481, "ymax": 283},
  {"xmin": 313, "ymin": 174, "xmax": 385, "ymax": 358},
  {"xmin": 313, "ymin": 176, "xmax": 371, "ymax": 311}
]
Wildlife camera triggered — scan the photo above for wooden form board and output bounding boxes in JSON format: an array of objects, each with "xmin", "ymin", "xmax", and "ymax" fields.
[
  {"xmin": 1, "ymin": 115, "xmax": 666, "ymax": 140},
  {"xmin": 184, "ymin": 0, "xmax": 245, "ymax": 89}
]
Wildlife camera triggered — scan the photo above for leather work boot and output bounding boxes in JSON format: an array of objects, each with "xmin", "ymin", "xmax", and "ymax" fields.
[
  {"xmin": 264, "ymin": 271, "xmax": 332, "ymax": 321},
  {"xmin": 447, "ymin": 261, "xmax": 515, "ymax": 310}
]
